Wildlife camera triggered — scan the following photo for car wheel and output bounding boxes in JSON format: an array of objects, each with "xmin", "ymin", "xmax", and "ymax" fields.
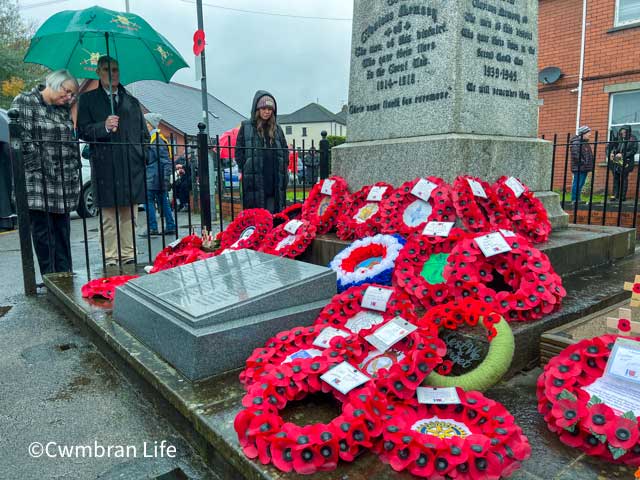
[{"xmin": 77, "ymin": 183, "xmax": 97, "ymax": 218}]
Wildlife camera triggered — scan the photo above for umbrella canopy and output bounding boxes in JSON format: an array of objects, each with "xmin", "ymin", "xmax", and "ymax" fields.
[
  {"xmin": 24, "ymin": 5, "xmax": 188, "ymax": 85},
  {"xmin": 215, "ymin": 126, "xmax": 239, "ymax": 160}
]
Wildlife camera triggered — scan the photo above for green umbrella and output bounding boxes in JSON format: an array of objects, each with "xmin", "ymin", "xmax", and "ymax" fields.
[{"xmin": 24, "ymin": 5, "xmax": 189, "ymax": 113}]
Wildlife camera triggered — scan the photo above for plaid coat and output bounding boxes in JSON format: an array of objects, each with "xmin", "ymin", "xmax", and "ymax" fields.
[{"xmin": 11, "ymin": 88, "xmax": 80, "ymax": 213}]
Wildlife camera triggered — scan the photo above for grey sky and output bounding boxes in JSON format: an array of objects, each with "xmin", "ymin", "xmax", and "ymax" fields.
[{"xmin": 21, "ymin": 0, "xmax": 354, "ymax": 116}]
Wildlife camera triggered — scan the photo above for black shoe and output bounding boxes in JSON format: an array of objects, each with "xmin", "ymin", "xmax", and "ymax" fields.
[
  {"xmin": 139, "ymin": 229, "xmax": 159, "ymax": 237},
  {"xmin": 123, "ymin": 258, "xmax": 136, "ymax": 265},
  {"xmin": 163, "ymin": 228, "xmax": 177, "ymax": 235}
]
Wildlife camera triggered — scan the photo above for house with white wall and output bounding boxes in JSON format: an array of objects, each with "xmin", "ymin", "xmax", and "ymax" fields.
[{"xmin": 279, "ymin": 103, "xmax": 347, "ymax": 149}]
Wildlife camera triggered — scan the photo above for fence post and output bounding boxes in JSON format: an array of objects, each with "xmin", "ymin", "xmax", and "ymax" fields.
[
  {"xmin": 197, "ymin": 122, "xmax": 211, "ymax": 231},
  {"xmin": 319, "ymin": 130, "xmax": 330, "ymax": 180},
  {"xmin": 7, "ymin": 109, "xmax": 37, "ymax": 295}
]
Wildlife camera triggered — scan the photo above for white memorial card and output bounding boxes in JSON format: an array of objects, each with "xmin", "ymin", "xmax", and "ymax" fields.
[
  {"xmin": 605, "ymin": 338, "xmax": 640, "ymax": 386},
  {"xmin": 466, "ymin": 178, "xmax": 488, "ymax": 199},
  {"xmin": 168, "ymin": 238, "xmax": 182, "ymax": 249},
  {"xmin": 499, "ymin": 229, "xmax": 517, "ymax": 238},
  {"xmin": 320, "ymin": 362, "xmax": 370, "ymax": 394},
  {"xmin": 475, "ymin": 232, "xmax": 512, "ymax": 257},
  {"xmin": 321, "ymin": 179, "xmax": 335, "ymax": 196},
  {"xmin": 367, "ymin": 186, "xmax": 388, "ymax": 202},
  {"xmin": 423, "ymin": 221, "xmax": 455, "ymax": 237},
  {"xmin": 417, "ymin": 387, "xmax": 461, "ymax": 405},
  {"xmin": 365, "ymin": 316, "xmax": 417, "ymax": 352},
  {"xmin": 361, "ymin": 286, "xmax": 393, "ymax": 312},
  {"xmin": 282, "ymin": 348, "xmax": 323, "ymax": 364},
  {"xmin": 505, "ymin": 177, "xmax": 526, "ymax": 198},
  {"xmin": 411, "ymin": 178, "xmax": 437, "ymax": 203},
  {"xmin": 312, "ymin": 327, "xmax": 351, "ymax": 349},
  {"xmin": 284, "ymin": 219, "xmax": 304, "ymax": 235}
]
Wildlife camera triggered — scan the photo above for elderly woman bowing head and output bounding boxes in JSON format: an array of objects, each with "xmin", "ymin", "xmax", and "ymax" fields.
[{"xmin": 11, "ymin": 69, "xmax": 80, "ymax": 275}]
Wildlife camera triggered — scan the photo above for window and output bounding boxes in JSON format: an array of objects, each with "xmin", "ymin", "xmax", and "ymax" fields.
[
  {"xmin": 616, "ymin": 0, "xmax": 640, "ymax": 26},
  {"xmin": 302, "ymin": 127, "xmax": 307, "ymax": 137},
  {"xmin": 285, "ymin": 126, "xmax": 292, "ymax": 135},
  {"xmin": 608, "ymin": 90, "xmax": 640, "ymax": 161}
]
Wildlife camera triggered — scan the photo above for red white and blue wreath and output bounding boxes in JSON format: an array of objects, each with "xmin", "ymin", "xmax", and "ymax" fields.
[
  {"xmin": 377, "ymin": 177, "xmax": 457, "ymax": 237},
  {"xmin": 217, "ymin": 208, "xmax": 273, "ymax": 254},
  {"xmin": 329, "ymin": 234, "xmax": 406, "ymax": 292},
  {"xmin": 259, "ymin": 219, "xmax": 317, "ymax": 258},
  {"xmin": 393, "ymin": 227, "xmax": 468, "ymax": 309},
  {"xmin": 493, "ymin": 176, "xmax": 552, "ymax": 244},
  {"xmin": 336, "ymin": 182, "xmax": 394, "ymax": 240},
  {"xmin": 301, "ymin": 176, "xmax": 350, "ymax": 234},
  {"xmin": 451, "ymin": 176, "xmax": 510, "ymax": 233}
]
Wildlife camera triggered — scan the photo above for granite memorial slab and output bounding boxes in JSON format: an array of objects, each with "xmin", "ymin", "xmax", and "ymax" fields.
[
  {"xmin": 334, "ymin": 0, "xmax": 563, "ymax": 226},
  {"xmin": 113, "ymin": 250, "xmax": 336, "ymax": 381}
]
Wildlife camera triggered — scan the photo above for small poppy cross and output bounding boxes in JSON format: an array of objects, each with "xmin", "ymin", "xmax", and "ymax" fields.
[
  {"xmin": 623, "ymin": 275, "xmax": 640, "ymax": 307},
  {"xmin": 606, "ymin": 307, "xmax": 640, "ymax": 335}
]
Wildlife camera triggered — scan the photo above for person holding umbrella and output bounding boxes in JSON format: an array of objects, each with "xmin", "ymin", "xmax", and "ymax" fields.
[{"xmin": 78, "ymin": 56, "xmax": 150, "ymax": 266}]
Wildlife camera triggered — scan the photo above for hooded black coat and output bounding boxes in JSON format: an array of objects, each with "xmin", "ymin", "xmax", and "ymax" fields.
[
  {"xmin": 77, "ymin": 85, "xmax": 150, "ymax": 208},
  {"xmin": 607, "ymin": 126, "xmax": 638, "ymax": 175},
  {"xmin": 235, "ymin": 90, "xmax": 289, "ymax": 212}
]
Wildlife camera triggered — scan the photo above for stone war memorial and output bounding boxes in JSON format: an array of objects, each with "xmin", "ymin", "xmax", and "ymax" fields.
[{"xmin": 35, "ymin": 1, "xmax": 640, "ymax": 479}]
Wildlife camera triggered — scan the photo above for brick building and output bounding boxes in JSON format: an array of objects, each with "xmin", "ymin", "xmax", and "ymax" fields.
[{"xmin": 538, "ymin": 0, "xmax": 640, "ymax": 193}]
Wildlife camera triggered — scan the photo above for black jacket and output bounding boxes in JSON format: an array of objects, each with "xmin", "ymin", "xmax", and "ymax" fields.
[
  {"xmin": 77, "ymin": 85, "xmax": 150, "ymax": 208},
  {"xmin": 235, "ymin": 90, "xmax": 289, "ymax": 212},
  {"xmin": 607, "ymin": 126, "xmax": 638, "ymax": 175},
  {"xmin": 569, "ymin": 134, "xmax": 594, "ymax": 173}
]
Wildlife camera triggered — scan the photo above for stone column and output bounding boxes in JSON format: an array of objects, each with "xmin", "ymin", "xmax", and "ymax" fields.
[{"xmin": 333, "ymin": 0, "xmax": 567, "ymax": 228}]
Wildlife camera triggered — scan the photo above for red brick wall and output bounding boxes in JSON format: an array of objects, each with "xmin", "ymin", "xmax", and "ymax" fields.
[{"xmin": 538, "ymin": 0, "xmax": 640, "ymax": 192}]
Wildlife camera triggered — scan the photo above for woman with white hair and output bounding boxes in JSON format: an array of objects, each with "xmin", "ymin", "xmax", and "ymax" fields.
[{"xmin": 11, "ymin": 69, "xmax": 80, "ymax": 275}]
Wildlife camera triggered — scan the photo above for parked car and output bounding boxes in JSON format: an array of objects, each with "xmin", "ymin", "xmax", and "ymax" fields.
[{"xmin": 76, "ymin": 143, "xmax": 97, "ymax": 218}]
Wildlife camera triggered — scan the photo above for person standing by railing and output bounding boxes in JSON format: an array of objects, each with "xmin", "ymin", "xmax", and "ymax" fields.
[
  {"xmin": 235, "ymin": 91, "xmax": 289, "ymax": 213},
  {"xmin": 569, "ymin": 125, "xmax": 594, "ymax": 204},
  {"xmin": 10, "ymin": 69, "xmax": 80, "ymax": 274},
  {"xmin": 77, "ymin": 56, "xmax": 150, "ymax": 266},
  {"xmin": 607, "ymin": 125, "xmax": 638, "ymax": 202}
]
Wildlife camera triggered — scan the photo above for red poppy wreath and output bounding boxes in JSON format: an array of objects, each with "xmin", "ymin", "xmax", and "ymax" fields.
[
  {"xmin": 235, "ymin": 382, "xmax": 386, "ymax": 474},
  {"xmin": 81, "ymin": 275, "xmax": 139, "ymax": 301},
  {"xmin": 393, "ymin": 227, "xmax": 468, "ymax": 309},
  {"xmin": 336, "ymin": 182, "xmax": 394, "ymax": 240},
  {"xmin": 150, "ymin": 247, "xmax": 214, "ymax": 273},
  {"xmin": 444, "ymin": 232, "xmax": 566, "ymax": 322},
  {"xmin": 493, "ymin": 176, "xmax": 552, "ymax": 244},
  {"xmin": 217, "ymin": 208, "xmax": 273, "ymax": 253},
  {"xmin": 451, "ymin": 176, "xmax": 510, "ymax": 233},
  {"xmin": 537, "ymin": 334, "xmax": 640, "ymax": 464},
  {"xmin": 375, "ymin": 388, "xmax": 531, "ymax": 479},
  {"xmin": 301, "ymin": 176, "xmax": 349, "ymax": 234},
  {"xmin": 273, "ymin": 203, "xmax": 304, "ymax": 227},
  {"xmin": 259, "ymin": 219, "xmax": 317, "ymax": 258},
  {"xmin": 377, "ymin": 177, "xmax": 456, "ymax": 237}
]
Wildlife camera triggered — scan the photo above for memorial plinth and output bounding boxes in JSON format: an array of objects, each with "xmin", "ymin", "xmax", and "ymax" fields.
[
  {"xmin": 113, "ymin": 250, "xmax": 336, "ymax": 381},
  {"xmin": 334, "ymin": 0, "xmax": 567, "ymax": 225}
]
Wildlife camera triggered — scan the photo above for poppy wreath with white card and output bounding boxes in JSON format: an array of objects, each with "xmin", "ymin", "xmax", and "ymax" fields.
[
  {"xmin": 537, "ymin": 334, "xmax": 640, "ymax": 464},
  {"xmin": 238, "ymin": 324, "xmax": 367, "ymax": 393},
  {"xmin": 217, "ymin": 208, "xmax": 273, "ymax": 253},
  {"xmin": 451, "ymin": 176, "xmax": 510, "ymax": 233},
  {"xmin": 234, "ymin": 380, "xmax": 387, "ymax": 474},
  {"xmin": 444, "ymin": 232, "xmax": 566, "ymax": 322},
  {"xmin": 393, "ymin": 227, "xmax": 468, "ymax": 309},
  {"xmin": 259, "ymin": 219, "xmax": 317, "ymax": 258},
  {"xmin": 374, "ymin": 388, "xmax": 531, "ymax": 479},
  {"xmin": 329, "ymin": 234, "xmax": 406, "ymax": 292},
  {"xmin": 336, "ymin": 182, "xmax": 394, "ymax": 240},
  {"xmin": 301, "ymin": 175, "xmax": 349, "ymax": 234},
  {"xmin": 376, "ymin": 177, "xmax": 457, "ymax": 237},
  {"xmin": 493, "ymin": 176, "xmax": 552, "ymax": 244},
  {"xmin": 415, "ymin": 299, "xmax": 515, "ymax": 392},
  {"xmin": 273, "ymin": 202, "xmax": 304, "ymax": 227}
]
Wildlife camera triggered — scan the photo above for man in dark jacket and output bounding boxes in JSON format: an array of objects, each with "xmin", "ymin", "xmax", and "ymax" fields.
[
  {"xmin": 78, "ymin": 56, "xmax": 150, "ymax": 265},
  {"xmin": 140, "ymin": 112, "xmax": 176, "ymax": 236},
  {"xmin": 607, "ymin": 125, "xmax": 638, "ymax": 201},
  {"xmin": 235, "ymin": 90, "xmax": 289, "ymax": 213},
  {"xmin": 569, "ymin": 125, "xmax": 594, "ymax": 204}
]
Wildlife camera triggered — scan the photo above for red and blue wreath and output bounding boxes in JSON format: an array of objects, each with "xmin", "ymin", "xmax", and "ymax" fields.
[
  {"xmin": 451, "ymin": 176, "xmax": 510, "ymax": 233},
  {"xmin": 376, "ymin": 177, "xmax": 456, "ymax": 237},
  {"xmin": 375, "ymin": 388, "xmax": 531, "ymax": 478},
  {"xmin": 393, "ymin": 227, "xmax": 468, "ymax": 309},
  {"xmin": 493, "ymin": 176, "xmax": 552, "ymax": 244},
  {"xmin": 538, "ymin": 334, "xmax": 640, "ymax": 464},
  {"xmin": 301, "ymin": 176, "xmax": 349, "ymax": 234},
  {"xmin": 336, "ymin": 182, "xmax": 393, "ymax": 240},
  {"xmin": 217, "ymin": 208, "xmax": 273, "ymax": 253},
  {"xmin": 259, "ymin": 219, "xmax": 317, "ymax": 258},
  {"xmin": 444, "ymin": 232, "xmax": 566, "ymax": 322},
  {"xmin": 329, "ymin": 234, "xmax": 406, "ymax": 292}
]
